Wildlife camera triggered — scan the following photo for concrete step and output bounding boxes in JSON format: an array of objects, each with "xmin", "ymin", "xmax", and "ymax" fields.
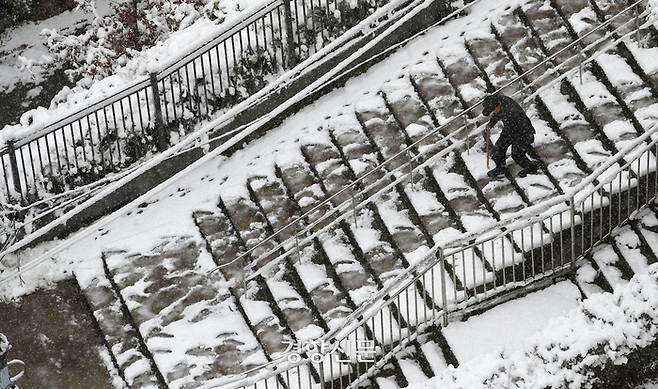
[
  {"xmin": 101, "ymin": 238, "xmax": 272, "ymax": 388},
  {"xmin": 76, "ymin": 272, "xmax": 162, "ymax": 388}
]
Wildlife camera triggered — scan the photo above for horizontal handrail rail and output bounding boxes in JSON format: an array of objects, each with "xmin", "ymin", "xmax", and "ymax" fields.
[
  {"xmin": 217, "ymin": 0, "xmax": 648, "ymax": 283},
  {"xmin": 216, "ymin": 4, "xmax": 653, "ymax": 388},
  {"xmin": 10, "ymin": 77, "xmax": 151, "ymax": 147},
  {"xmin": 156, "ymin": 0, "xmax": 285, "ymax": 79}
]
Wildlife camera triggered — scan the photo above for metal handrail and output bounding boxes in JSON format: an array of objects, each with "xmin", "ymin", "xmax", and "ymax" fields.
[
  {"xmin": 216, "ymin": 4, "xmax": 654, "ymax": 389},
  {"xmin": 0, "ymin": 0, "xmax": 415, "ymax": 204},
  {"xmin": 2, "ymin": 0, "xmax": 281, "ymax": 144},
  {"xmin": 156, "ymin": 0, "xmax": 284, "ymax": 80},
  {"xmin": 212, "ymin": 0, "xmax": 648, "ymax": 282}
]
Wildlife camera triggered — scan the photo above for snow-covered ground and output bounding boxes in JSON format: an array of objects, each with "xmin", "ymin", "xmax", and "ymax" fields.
[
  {"xmin": 0, "ymin": 0, "xmax": 115, "ymax": 94},
  {"xmin": 443, "ymin": 281, "xmax": 582, "ymax": 364},
  {"xmin": 407, "ymin": 266, "xmax": 658, "ymax": 389}
]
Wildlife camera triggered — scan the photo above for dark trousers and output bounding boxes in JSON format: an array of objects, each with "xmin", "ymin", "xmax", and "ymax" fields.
[{"xmin": 492, "ymin": 133, "xmax": 535, "ymax": 169}]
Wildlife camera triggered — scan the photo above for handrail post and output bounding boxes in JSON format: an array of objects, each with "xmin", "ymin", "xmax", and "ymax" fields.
[
  {"xmin": 569, "ymin": 197, "xmax": 576, "ymax": 271},
  {"xmin": 282, "ymin": 0, "xmax": 297, "ymax": 68},
  {"xmin": 438, "ymin": 247, "xmax": 448, "ymax": 327},
  {"xmin": 6, "ymin": 141, "xmax": 22, "ymax": 201},
  {"xmin": 149, "ymin": 73, "xmax": 168, "ymax": 152},
  {"xmin": 578, "ymin": 41, "xmax": 584, "ymax": 85}
]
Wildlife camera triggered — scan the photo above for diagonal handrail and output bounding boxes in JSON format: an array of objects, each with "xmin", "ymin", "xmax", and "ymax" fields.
[
  {"xmin": 212, "ymin": 0, "xmax": 649, "ymax": 283},
  {"xmin": 215, "ymin": 5, "xmax": 656, "ymax": 389}
]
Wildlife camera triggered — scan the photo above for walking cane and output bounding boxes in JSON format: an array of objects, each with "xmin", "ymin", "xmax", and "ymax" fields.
[{"xmin": 484, "ymin": 127, "xmax": 490, "ymax": 169}]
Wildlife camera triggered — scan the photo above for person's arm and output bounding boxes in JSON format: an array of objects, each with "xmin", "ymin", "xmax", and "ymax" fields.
[{"xmin": 487, "ymin": 111, "xmax": 500, "ymax": 129}]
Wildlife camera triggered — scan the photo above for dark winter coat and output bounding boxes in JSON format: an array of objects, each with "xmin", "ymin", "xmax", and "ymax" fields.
[{"xmin": 484, "ymin": 95, "xmax": 535, "ymax": 143}]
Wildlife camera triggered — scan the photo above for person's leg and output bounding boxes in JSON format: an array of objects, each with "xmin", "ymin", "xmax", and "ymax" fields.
[
  {"xmin": 512, "ymin": 141, "xmax": 540, "ymax": 176},
  {"xmin": 488, "ymin": 137, "xmax": 511, "ymax": 177}
]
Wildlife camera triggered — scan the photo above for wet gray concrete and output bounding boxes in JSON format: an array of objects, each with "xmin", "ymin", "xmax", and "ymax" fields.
[{"xmin": 0, "ymin": 279, "xmax": 113, "ymax": 389}]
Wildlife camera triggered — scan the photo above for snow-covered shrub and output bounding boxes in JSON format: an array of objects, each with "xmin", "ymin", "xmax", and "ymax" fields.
[
  {"xmin": 295, "ymin": 0, "xmax": 386, "ymax": 58},
  {"xmin": 1, "ymin": 0, "xmax": 32, "ymax": 32},
  {"xmin": 43, "ymin": 0, "xmax": 210, "ymax": 81},
  {"xmin": 413, "ymin": 267, "xmax": 658, "ymax": 389},
  {"xmin": 227, "ymin": 47, "xmax": 278, "ymax": 103}
]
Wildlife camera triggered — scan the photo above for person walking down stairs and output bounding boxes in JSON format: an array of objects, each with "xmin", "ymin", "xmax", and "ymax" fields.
[{"xmin": 482, "ymin": 94, "xmax": 541, "ymax": 178}]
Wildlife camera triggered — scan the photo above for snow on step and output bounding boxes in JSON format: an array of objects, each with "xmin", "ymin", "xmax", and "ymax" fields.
[
  {"xmin": 539, "ymin": 84, "xmax": 630, "ymax": 192},
  {"xmin": 631, "ymin": 207, "xmax": 658, "ymax": 265},
  {"xmin": 575, "ymin": 261, "xmax": 606, "ymax": 296},
  {"xmin": 275, "ymin": 158, "xmax": 362, "ymax": 326},
  {"xmin": 220, "ymin": 190, "xmax": 280, "ymax": 269},
  {"xmin": 463, "ymin": 28, "xmax": 523, "ymax": 101},
  {"xmin": 528, "ymin": 106, "xmax": 592, "ymax": 194},
  {"xmin": 194, "ymin": 208, "xmax": 318, "ymax": 387},
  {"xmin": 569, "ymin": 70, "xmax": 655, "ymax": 177},
  {"xmin": 407, "ymin": 59, "xmax": 465, "ymax": 136},
  {"xmin": 301, "ymin": 142, "xmax": 360, "ymax": 206},
  {"xmin": 354, "ymin": 95, "xmax": 435, "ymax": 257},
  {"xmin": 348, "ymin": 206, "xmax": 438, "ymax": 327},
  {"xmin": 419, "ymin": 340, "xmax": 447, "ymax": 376},
  {"xmin": 375, "ymin": 375, "xmax": 402, "ymax": 389},
  {"xmin": 381, "ymin": 76, "xmax": 444, "ymax": 155},
  {"xmin": 379, "ymin": 75, "xmax": 494, "ymax": 289},
  {"xmin": 103, "ymin": 238, "xmax": 268, "ymax": 388},
  {"xmin": 323, "ymin": 111, "xmax": 425, "ymax": 279},
  {"xmin": 443, "ymin": 281, "xmax": 581, "ymax": 364},
  {"xmin": 396, "ymin": 347, "xmax": 429, "ymax": 386},
  {"xmin": 552, "ymin": 0, "xmax": 607, "ymax": 51},
  {"xmin": 76, "ymin": 271, "xmax": 161, "ymax": 389},
  {"xmin": 613, "ymin": 225, "xmax": 652, "ymax": 275},
  {"xmin": 520, "ymin": 0, "xmax": 578, "ymax": 67},
  {"xmin": 590, "ymin": 243, "xmax": 629, "ymax": 289},
  {"xmin": 436, "ymin": 40, "xmax": 488, "ymax": 108},
  {"xmin": 302, "ymin": 140, "xmax": 462, "ymax": 331},
  {"xmin": 596, "ymin": 52, "xmax": 658, "ymax": 133},
  {"xmin": 193, "ymin": 210, "xmax": 250, "ymax": 280},
  {"xmin": 355, "ymin": 93, "xmax": 415, "ymax": 175},
  {"xmin": 220, "ymin": 192, "xmax": 324, "ymax": 341},
  {"xmin": 493, "ymin": 9, "xmax": 554, "ymax": 87},
  {"xmin": 279, "ymin": 149, "xmax": 427, "ymax": 348},
  {"xmin": 430, "ymin": 160, "xmax": 523, "ymax": 273},
  {"xmin": 327, "ymin": 110, "xmax": 388, "ymax": 195},
  {"xmin": 248, "ymin": 174, "xmax": 302, "ymax": 243},
  {"xmin": 625, "ymin": 38, "xmax": 658, "ymax": 93},
  {"xmin": 591, "ymin": 0, "xmax": 640, "ymax": 35}
]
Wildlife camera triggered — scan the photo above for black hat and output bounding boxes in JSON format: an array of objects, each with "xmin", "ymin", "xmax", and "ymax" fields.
[{"xmin": 482, "ymin": 95, "xmax": 500, "ymax": 116}]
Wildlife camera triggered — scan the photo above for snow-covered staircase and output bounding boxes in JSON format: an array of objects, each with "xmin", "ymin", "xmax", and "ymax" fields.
[{"xmin": 68, "ymin": 0, "xmax": 658, "ymax": 387}]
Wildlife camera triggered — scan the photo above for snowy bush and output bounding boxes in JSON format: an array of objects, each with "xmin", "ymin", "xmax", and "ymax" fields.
[
  {"xmin": 297, "ymin": 0, "xmax": 383, "ymax": 55},
  {"xmin": 1, "ymin": 0, "xmax": 32, "ymax": 32},
  {"xmin": 43, "ymin": 0, "xmax": 213, "ymax": 81},
  {"xmin": 413, "ymin": 266, "xmax": 658, "ymax": 389}
]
